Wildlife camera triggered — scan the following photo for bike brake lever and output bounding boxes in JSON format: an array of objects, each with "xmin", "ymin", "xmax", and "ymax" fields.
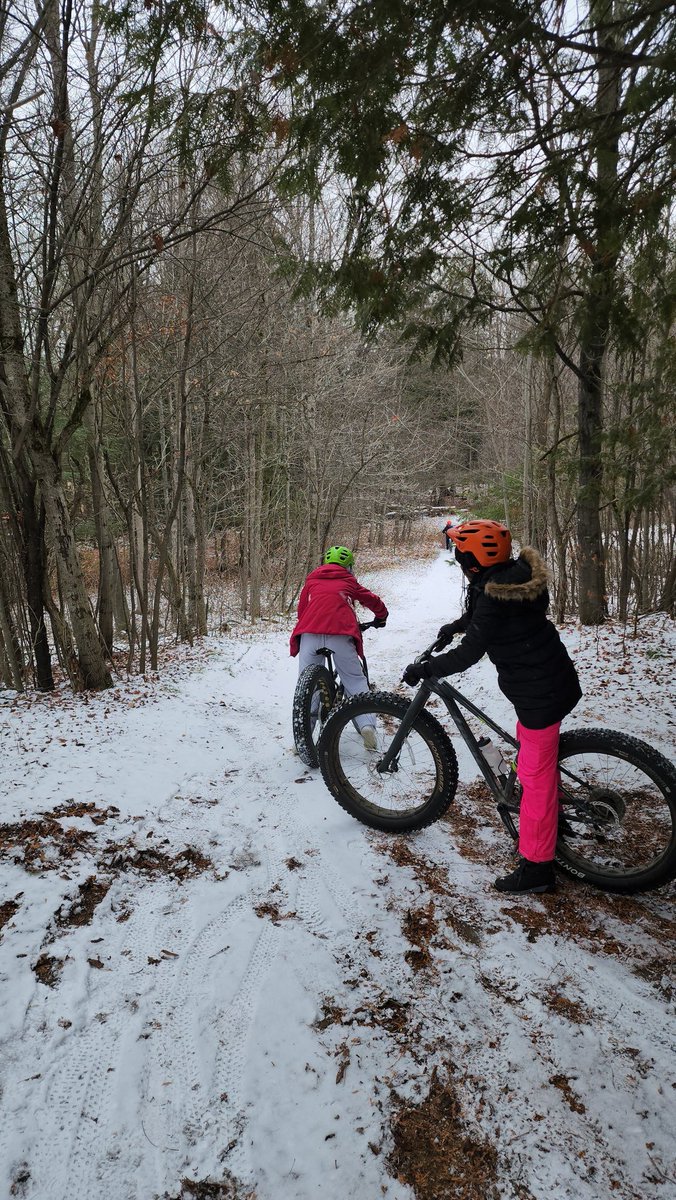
[
  {"xmin": 430, "ymin": 634, "xmax": 454, "ymax": 653},
  {"xmin": 414, "ymin": 643, "xmax": 440, "ymax": 664}
]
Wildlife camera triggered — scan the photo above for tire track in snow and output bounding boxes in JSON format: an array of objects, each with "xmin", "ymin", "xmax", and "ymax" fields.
[
  {"xmin": 21, "ymin": 1005, "xmax": 127, "ymax": 1200},
  {"xmin": 135, "ymin": 760, "xmax": 286, "ymax": 1189}
]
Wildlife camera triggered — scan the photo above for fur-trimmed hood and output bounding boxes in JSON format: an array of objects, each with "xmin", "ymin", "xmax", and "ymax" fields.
[{"xmin": 483, "ymin": 547, "xmax": 551, "ymax": 603}]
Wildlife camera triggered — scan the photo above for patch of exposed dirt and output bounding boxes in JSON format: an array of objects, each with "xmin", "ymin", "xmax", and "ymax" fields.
[
  {"xmin": 0, "ymin": 895, "xmax": 21, "ymax": 934},
  {"xmin": 501, "ymin": 889, "xmax": 676, "ymax": 996},
  {"xmin": 56, "ymin": 875, "xmax": 111, "ymax": 928},
  {"xmin": 162, "ymin": 1173, "xmax": 256, "ymax": 1199},
  {"xmin": 1, "ymin": 811, "xmax": 214, "ymax": 885},
  {"xmin": 103, "ymin": 843, "xmax": 213, "ymax": 880},
  {"xmin": 548, "ymin": 1072, "xmax": 586, "ymax": 1114},
  {"xmin": 50, "ymin": 801, "xmax": 119, "ymax": 825},
  {"xmin": 9, "ymin": 1162, "xmax": 30, "ymax": 1197},
  {"xmin": 33, "ymin": 953, "xmax": 64, "ymax": 987},
  {"xmin": 353, "ymin": 995, "xmax": 411, "ymax": 1035},
  {"xmin": 387, "ymin": 1066, "xmax": 500, "ymax": 1200},
  {"xmin": 403, "ymin": 900, "xmax": 440, "ymax": 973},
  {"xmin": 373, "ymin": 832, "xmax": 484, "ymax": 949},
  {"xmin": 440, "ymin": 781, "xmax": 504, "ymax": 866},
  {"xmin": 314, "ymin": 999, "xmax": 346, "ymax": 1031},
  {"xmin": 253, "ymin": 900, "xmax": 298, "ymax": 924},
  {"xmin": 315, "ymin": 991, "xmax": 413, "ymax": 1038},
  {"xmin": 631, "ymin": 955, "xmax": 674, "ymax": 999},
  {"xmin": 0, "ymin": 818, "xmax": 95, "ymax": 872},
  {"xmin": 376, "ymin": 836, "xmax": 453, "ymax": 895},
  {"xmin": 443, "ymin": 907, "xmax": 483, "ymax": 947},
  {"xmin": 542, "ymin": 985, "xmax": 592, "ymax": 1025}
]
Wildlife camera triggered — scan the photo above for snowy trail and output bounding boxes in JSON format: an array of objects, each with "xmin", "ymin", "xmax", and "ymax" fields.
[{"xmin": 0, "ymin": 549, "xmax": 675, "ymax": 1200}]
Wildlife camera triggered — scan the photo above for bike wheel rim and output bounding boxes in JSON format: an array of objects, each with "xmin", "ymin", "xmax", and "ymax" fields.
[
  {"xmin": 558, "ymin": 748, "xmax": 676, "ymax": 879},
  {"xmin": 332, "ymin": 711, "xmax": 442, "ymax": 820}
]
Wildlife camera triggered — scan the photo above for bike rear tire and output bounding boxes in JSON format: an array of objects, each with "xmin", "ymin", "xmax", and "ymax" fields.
[
  {"xmin": 555, "ymin": 727, "xmax": 676, "ymax": 893},
  {"xmin": 318, "ymin": 691, "xmax": 459, "ymax": 831},
  {"xmin": 293, "ymin": 664, "xmax": 337, "ymax": 768}
]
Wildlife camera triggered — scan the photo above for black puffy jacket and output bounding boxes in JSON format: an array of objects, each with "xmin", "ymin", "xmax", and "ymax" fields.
[{"xmin": 430, "ymin": 548, "xmax": 582, "ymax": 730}]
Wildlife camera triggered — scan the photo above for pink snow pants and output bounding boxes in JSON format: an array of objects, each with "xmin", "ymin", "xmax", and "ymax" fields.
[{"xmin": 516, "ymin": 720, "xmax": 561, "ymax": 862}]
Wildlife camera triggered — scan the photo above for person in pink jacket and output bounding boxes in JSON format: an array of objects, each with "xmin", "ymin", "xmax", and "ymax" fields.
[{"xmin": 290, "ymin": 546, "xmax": 388, "ymax": 749}]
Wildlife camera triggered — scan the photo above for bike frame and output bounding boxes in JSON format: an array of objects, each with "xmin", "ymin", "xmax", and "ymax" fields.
[
  {"xmin": 376, "ymin": 677, "xmax": 519, "ymax": 803},
  {"xmin": 374, "ymin": 667, "xmax": 599, "ymax": 838},
  {"xmin": 314, "ymin": 620, "xmax": 375, "ymax": 693}
]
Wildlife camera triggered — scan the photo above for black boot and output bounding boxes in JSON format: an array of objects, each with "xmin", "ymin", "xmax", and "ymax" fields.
[{"xmin": 494, "ymin": 857, "xmax": 556, "ymax": 894}]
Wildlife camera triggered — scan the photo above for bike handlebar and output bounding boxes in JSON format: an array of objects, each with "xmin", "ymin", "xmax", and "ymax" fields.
[{"xmin": 416, "ymin": 633, "xmax": 455, "ymax": 662}]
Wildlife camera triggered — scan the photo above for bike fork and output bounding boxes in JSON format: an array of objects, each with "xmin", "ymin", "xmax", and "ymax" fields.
[{"xmin": 375, "ymin": 685, "xmax": 432, "ymax": 774}]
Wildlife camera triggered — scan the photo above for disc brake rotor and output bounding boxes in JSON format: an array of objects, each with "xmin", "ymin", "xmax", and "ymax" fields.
[{"xmin": 586, "ymin": 787, "xmax": 626, "ymax": 826}]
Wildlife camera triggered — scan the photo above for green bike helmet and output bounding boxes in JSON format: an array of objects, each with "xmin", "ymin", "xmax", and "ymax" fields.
[{"xmin": 323, "ymin": 545, "xmax": 354, "ymax": 568}]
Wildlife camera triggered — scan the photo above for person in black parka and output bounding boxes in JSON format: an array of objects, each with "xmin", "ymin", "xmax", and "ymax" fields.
[{"xmin": 403, "ymin": 520, "xmax": 582, "ymax": 894}]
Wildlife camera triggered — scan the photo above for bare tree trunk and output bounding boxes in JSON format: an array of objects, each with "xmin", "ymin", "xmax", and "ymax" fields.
[
  {"xmin": 17, "ymin": 474, "xmax": 54, "ymax": 690},
  {"xmin": 0, "ymin": 173, "xmax": 109, "ymax": 687},
  {"xmin": 577, "ymin": 335, "xmax": 607, "ymax": 623},
  {"xmin": 0, "ymin": 438, "xmax": 54, "ymax": 689},
  {"xmin": 246, "ymin": 404, "xmax": 268, "ymax": 622},
  {"xmin": 84, "ymin": 400, "xmax": 117, "ymax": 656},
  {"xmin": 127, "ymin": 310, "xmax": 150, "ymax": 673},
  {"xmin": 522, "ymin": 355, "xmax": 533, "ymax": 544},
  {"xmin": 33, "ymin": 447, "xmax": 112, "ymax": 689},
  {"xmin": 149, "ymin": 253, "xmax": 194, "ymax": 669},
  {"xmin": 184, "ymin": 418, "xmax": 207, "ymax": 636},
  {"xmin": 543, "ymin": 359, "xmax": 569, "ymax": 622},
  {"xmin": 659, "ymin": 551, "xmax": 676, "ymax": 616},
  {"xmin": 576, "ymin": 0, "xmax": 621, "ymax": 625},
  {"xmin": 0, "ymin": 572, "xmax": 23, "ymax": 689}
]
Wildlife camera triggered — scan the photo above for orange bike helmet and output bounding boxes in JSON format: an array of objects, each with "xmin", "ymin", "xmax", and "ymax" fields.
[{"xmin": 447, "ymin": 520, "xmax": 512, "ymax": 571}]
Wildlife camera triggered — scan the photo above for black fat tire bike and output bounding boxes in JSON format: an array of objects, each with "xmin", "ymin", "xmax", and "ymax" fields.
[
  {"xmin": 317, "ymin": 644, "xmax": 676, "ymax": 895},
  {"xmin": 292, "ymin": 621, "xmax": 377, "ymax": 769}
]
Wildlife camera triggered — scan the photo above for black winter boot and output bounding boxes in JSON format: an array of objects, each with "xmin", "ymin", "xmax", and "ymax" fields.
[{"xmin": 494, "ymin": 857, "xmax": 556, "ymax": 894}]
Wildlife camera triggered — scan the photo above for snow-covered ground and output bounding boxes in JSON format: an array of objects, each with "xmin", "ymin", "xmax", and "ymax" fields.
[{"xmin": 1, "ymin": 549, "xmax": 675, "ymax": 1200}]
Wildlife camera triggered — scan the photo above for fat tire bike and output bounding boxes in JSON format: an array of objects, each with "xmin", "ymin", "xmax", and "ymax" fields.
[
  {"xmin": 292, "ymin": 620, "xmax": 378, "ymax": 768},
  {"xmin": 317, "ymin": 639, "xmax": 676, "ymax": 894}
]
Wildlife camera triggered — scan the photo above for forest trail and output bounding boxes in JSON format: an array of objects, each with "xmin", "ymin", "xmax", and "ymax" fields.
[{"xmin": 0, "ymin": 551, "xmax": 674, "ymax": 1200}]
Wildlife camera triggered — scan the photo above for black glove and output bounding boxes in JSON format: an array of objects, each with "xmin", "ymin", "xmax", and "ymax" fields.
[
  {"xmin": 402, "ymin": 660, "xmax": 436, "ymax": 686},
  {"xmin": 435, "ymin": 619, "xmax": 465, "ymax": 649},
  {"xmin": 373, "ymin": 616, "xmax": 387, "ymax": 628}
]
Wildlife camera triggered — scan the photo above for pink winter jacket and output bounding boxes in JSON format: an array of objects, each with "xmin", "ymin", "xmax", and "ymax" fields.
[{"xmin": 289, "ymin": 564, "xmax": 388, "ymax": 657}]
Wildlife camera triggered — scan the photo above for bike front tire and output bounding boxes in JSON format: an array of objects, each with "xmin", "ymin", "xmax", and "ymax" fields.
[
  {"xmin": 293, "ymin": 664, "xmax": 337, "ymax": 768},
  {"xmin": 318, "ymin": 690, "xmax": 459, "ymax": 831},
  {"xmin": 555, "ymin": 728, "xmax": 676, "ymax": 893}
]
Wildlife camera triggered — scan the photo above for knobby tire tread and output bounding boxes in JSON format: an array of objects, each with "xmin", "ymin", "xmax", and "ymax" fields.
[
  {"xmin": 318, "ymin": 690, "xmax": 459, "ymax": 831},
  {"xmin": 556, "ymin": 727, "xmax": 676, "ymax": 893},
  {"xmin": 293, "ymin": 665, "xmax": 336, "ymax": 768}
]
